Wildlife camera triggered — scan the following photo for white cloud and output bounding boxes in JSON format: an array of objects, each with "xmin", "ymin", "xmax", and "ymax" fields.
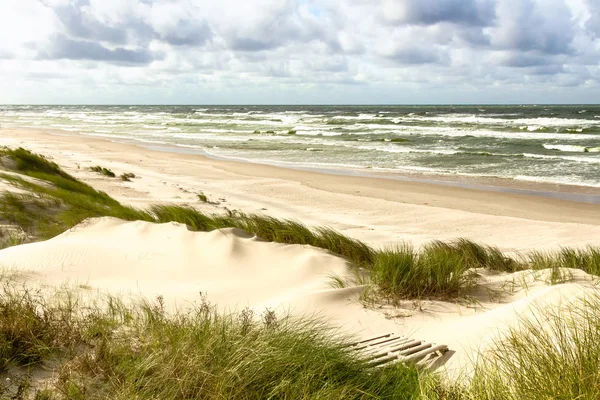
[{"xmin": 0, "ymin": 0, "xmax": 598, "ymax": 103}]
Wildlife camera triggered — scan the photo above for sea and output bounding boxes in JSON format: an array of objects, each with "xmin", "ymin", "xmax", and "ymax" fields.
[{"xmin": 1, "ymin": 104, "xmax": 599, "ymax": 189}]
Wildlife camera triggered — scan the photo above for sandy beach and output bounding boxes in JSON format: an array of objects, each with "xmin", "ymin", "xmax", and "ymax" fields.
[
  {"xmin": 1, "ymin": 127, "xmax": 600, "ymax": 379},
  {"xmin": 2, "ymin": 128, "xmax": 600, "ymax": 251},
  {"xmin": 2, "ymin": 0, "xmax": 600, "ymax": 395}
]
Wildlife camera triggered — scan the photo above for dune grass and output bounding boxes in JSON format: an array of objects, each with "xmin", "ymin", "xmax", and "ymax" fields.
[
  {"xmin": 151, "ymin": 205, "xmax": 375, "ymax": 267},
  {"xmin": 0, "ymin": 147, "xmax": 600, "ymax": 302},
  {"xmin": 4, "ymin": 148, "xmax": 600, "ymax": 398},
  {"xmin": 4, "ymin": 279, "xmax": 600, "ymax": 400},
  {"xmin": 89, "ymin": 166, "xmax": 116, "ymax": 178},
  {"xmin": 0, "ymin": 228, "xmax": 26, "ymax": 250},
  {"xmin": 371, "ymin": 239, "xmax": 519, "ymax": 301},
  {"xmin": 372, "ymin": 243, "xmax": 475, "ymax": 300},
  {"xmin": 0, "ymin": 286, "xmax": 80, "ymax": 375},
  {"xmin": 450, "ymin": 293, "xmax": 600, "ymax": 400},
  {"xmin": 1, "ymin": 147, "xmax": 75, "ymax": 182},
  {"xmin": 528, "ymin": 246, "xmax": 600, "ymax": 276},
  {"xmin": 0, "ymin": 148, "xmax": 152, "ymax": 239},
  {"xmin": 119, "ymin": 172, "xmax": 135, "ymax": 181},
  {"xmin": 0, "ymin": 286, "xmax": 424, "ymax": 399}
]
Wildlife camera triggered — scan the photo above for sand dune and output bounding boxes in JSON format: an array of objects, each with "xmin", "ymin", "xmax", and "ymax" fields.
[
  {"xmin": 1, "ymin": 129, "xmax": 600, "ymax": 379},
  {"xmin": 1, "ymin": 217, "xmax": 599, "ymax": 378},
  {"xmin": 2, "ymin": 128, "xmax": 600, "ymax": 254}
]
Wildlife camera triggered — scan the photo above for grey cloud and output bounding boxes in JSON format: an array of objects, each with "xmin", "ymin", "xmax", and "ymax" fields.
[
  {"xmin": 158, "ymin": 19, "xmax": 212, "ymax": 46},
  {"xmin": 221, "ymin": 2, "xmax": 325, "ymax": 52},
  {"xmin": 230, "ymin": 37, "xmax": 277, "ymax": 52},
  {"xmin": 526, "ymin": 64, "xmax": 565, "ymax": 75},
  {"xmin": 51, "ymin": 0, "xmax": 212, "ymax": 47},
  {"xmin": 584, "ymin": 0, "xmax": 600, "ymax": 38},
  {"xmin": 383, "ymin": 0, "xmax": 496, "ymax": 26},
  {"xmin": 53, "ymin": 1, "xmax": 132, "ymax": 45},
  {"xmin": 385, "ymin": 47, "xmax": 442, "ymax": 64},
  {"xmin": 498, "ymin": 53, "xmax": 559, "ymax": 68},
  {"xmin": 492, "ymin": 0, "xmax": 575, "ymax": 55},
  {"xmin": 41, "ymin": 35, "xmax": 157, "ymax": 65},
  {"xmin": 453, "ymin": 26, "xmax": 491, "ymax": 46}
]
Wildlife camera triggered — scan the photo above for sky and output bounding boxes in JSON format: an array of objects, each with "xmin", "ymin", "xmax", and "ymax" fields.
[{"xmin": 0, "ymin": 0, "xmax": 599, "ymax": 104}]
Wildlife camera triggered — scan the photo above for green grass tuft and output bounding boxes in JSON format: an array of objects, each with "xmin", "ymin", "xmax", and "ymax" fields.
[
  {"xmin": 89, "ymin": 166, "xmax": 116, "ymax": 178},
  {"xmin": 372, "ymin": 242, "xmax": 476, "ymax": 300},
  {"xmin": 0, "ymin": 286, "xmax": 424, "ymax": 399},
  {"xmin": 1, "ymin": 147, "xmax": 600, "ymax": 305},
  {"xmin": 528, "ymin": 247, "xmax": 600, "ymax": 276},
  {"xmin": 119, "ymin": 173, "xmax": 135, "ymax": 181},
  {"xmin": 0, "ymin": 147, "xmax": 76, "ymax": 182},
  {"xmin": 461, "ymin": 294, "xmax": 600, "ymax": 400},
  {"xmin": 197, "ymin": 193, "xmax": 208, "ymax": 203},
  {"xmin": 452, "ymin": 238, "xmax": 519, "ymax": 272}
]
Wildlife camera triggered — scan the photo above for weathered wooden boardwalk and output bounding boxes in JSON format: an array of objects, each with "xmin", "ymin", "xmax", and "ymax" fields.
[{"xmin": 347, "ymin": 333, "xmax": 448, "ymax": 367}]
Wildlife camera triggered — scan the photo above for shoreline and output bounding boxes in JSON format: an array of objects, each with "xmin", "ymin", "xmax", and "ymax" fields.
[
  {"xmin": 44, "ymin": 127, "xmax": 600, "ymax": 202},
  {"xmin": 143, "ymin": 143, "xmax": 600, "ymax": 205},
  {"xmin": 1, "ymin": 127, "xmax": 600, "ymax": 251}
]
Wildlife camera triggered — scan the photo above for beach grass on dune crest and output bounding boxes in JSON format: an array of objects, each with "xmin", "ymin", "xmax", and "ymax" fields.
[
  {"xmin": 150, "ymin": 205, "xmax": 375, "ymax": 267},
  {"xmin": 5, "ymin": 148, "xmax": 600, "ymax": 398},
  {"xmin": 1, "ymin": 148, "xmax": 600, "ymax": 303},
  {"xmin": 3, "ymin": 283, "xmax": 600, "ymax": 400},
  {"xmin": 451, "ymin": 293, "xmax": 600, "ymax": 400},
  {"xmin": 0, "ymin": 148, "xmax": 152, "ymax": 238},
  {"xmin": 372, "ymin": 243, "xmax": 475, "ymax": 300},
  {"xmin": 528, "ymin": 246, "xmax": 600, "ymax": 276},
  {"xmin": 371, "ymin": 239, "xmax": 519, "ymax": 300},
  {"xmin": 0, "ymin": 286, "xmax": 423, "ymax": 399},
  {"xmin": 1, "ymin": 147, "xmax": 75, "ymax": 182}
]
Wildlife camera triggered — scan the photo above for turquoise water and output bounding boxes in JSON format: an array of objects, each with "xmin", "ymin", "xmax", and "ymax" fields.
[{"xmin": 1, "ymin": 105, "xmax": 599, "ymax": 187}]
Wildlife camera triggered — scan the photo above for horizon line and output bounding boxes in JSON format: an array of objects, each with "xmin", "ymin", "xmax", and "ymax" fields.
[{"xmin": 1, "ymin": 103, "xmax": 600, "ymax": 107}]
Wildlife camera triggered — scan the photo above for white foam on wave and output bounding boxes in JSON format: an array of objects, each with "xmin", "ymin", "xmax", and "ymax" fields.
[
  {"xmin": 356, "ymin": 144, "xmax": 462, "ymax": 156},
  {"xmin": 543, "ymin": 144, "xmax": 600, "ymax": 153},
  {"xmin": 514, "ymin": 175, "xmax": 600, "ymax": 188},
  {"xmin": 342, "ymin": 123, "xmax": 597, "ymax": 140},
  {"xmin": 409, "ymin": 114, "xmax": 598, "ymax": 128},
  {"xmin": 523, "ymin": 153, "xmax": 600, "ymax": 164},
  {"xmin": 295, "ymin": 130, "xmax": 344, "ymax": 137},
  {"xmin": 331, "ymin": 114, "xmax": 378, "ymax": 121},
  {"xmin": 175, "ymin": 143, "xmax": 204, "ymax": 150}
]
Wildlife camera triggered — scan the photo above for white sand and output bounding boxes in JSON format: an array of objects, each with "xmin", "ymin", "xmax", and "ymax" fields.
[
  {"xmin": 2, "ymin": 129, "xmax": 600, "ymax": 252},
  {"xmin": 0, "ymin": 217, "xmax": 597, "ymax": 378},
  {"xmin": 1, "ymin": 128, "xmax": 600, "ymax": 377}
]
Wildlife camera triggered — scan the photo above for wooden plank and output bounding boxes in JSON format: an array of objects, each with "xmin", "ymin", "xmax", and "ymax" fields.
[{"xmin": 349, "ymin": 333, "xmax": 448, "ymax": 367}]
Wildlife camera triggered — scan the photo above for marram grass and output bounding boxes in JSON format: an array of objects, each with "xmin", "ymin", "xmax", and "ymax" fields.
[
  {"xmin": 455, "ymin": 293, "xmax": 600, "ymax": 400},
  {"xmin": 1, "ymin": 148, "xmax": 600, "ymax": 302},
  {"xmin": 0, "ymin": 286, "xmax": 424, "ymax": 399},
  {"xmin": 3, "ymin": 148, "xmax": 600, "ymax": 398},
  {"xmin": 4, "ymin": 280, "xmax": 600, "ymax": 399}
]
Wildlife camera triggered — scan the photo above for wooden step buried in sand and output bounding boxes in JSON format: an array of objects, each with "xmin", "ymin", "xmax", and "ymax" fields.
[{"xmin": 346, "ymin": 333, "xmax": 448, "ymax": 367}]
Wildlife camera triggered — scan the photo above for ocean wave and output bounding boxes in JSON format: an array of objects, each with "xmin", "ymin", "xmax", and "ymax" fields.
[
  {"xmin": 331, "ymin": 114, "xmax": 378, "ymax": 120},
  {"xmin": 514, "ymin": 175, "xmax": 600, "ymax": 188},
  {"xmin": 543, "ymin": 144, "xmax": 600, "ymax": 153},
  {"xmin": 409, "ymin": 114, "xmax": 598, "ymax": 128},
  {"xmin": 523, "ymin": 153, "xmax": 600, "ymax": 164}
]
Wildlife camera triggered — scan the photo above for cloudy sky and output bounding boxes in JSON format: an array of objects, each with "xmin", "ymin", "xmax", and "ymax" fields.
[{"xmin": 0, "ymin": 0, "xmax": 599, "ymax": 104}]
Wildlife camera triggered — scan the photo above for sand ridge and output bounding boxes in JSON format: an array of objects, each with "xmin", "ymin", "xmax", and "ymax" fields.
[
  {"xmin": 1, "ymin": 128, "xmax": 600, "ymax": 377},
  {"xmin": 1, "ymin": 128, "xmax": 600, "ymax": 252},
  {"xmin": 1, "ymin": 217, "xmax": 599, "ymax": 378}
]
